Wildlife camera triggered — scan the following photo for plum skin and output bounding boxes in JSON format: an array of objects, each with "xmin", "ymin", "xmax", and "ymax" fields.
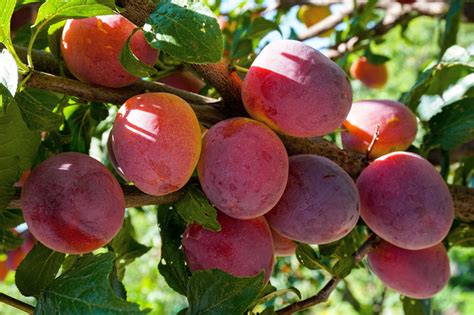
[
  {"xmin": 111, "ymin": 93, "xmax": 202, "ymax": 196},
  {"xmin": 342, "ymin": 100, "xmax": 418, "ymax": 158},
  {"xmin": 357, "ymin": 152, "xmax": 454, "ymax": 250},
  {"xmin": 61, "ymin": 15, "xmax": 159, "ymax": 88},
  {"xmin": 242, "ymin": 39, "xmax": 352, "ymax": 138},
  {"xmin": 271, "ymin": 227, "xmax": 296, "ymax": 257},
  {"xmin": 198, "ymin": 117, "xmax": 289, "ymax": 219},
  {"xmin": 265, "ymin": 154, "xmax": 360, "ymax": 245},
  {"xmin": 182, "ymin": 212, "xmax": 275, "ymax": 282},
  {"xmin": 21, "ymin": 152, "xmax": 125, "ymax": 254},
  {"xmin": 368, "ymin": 241, "xmax": 450, "ymax": 299}
]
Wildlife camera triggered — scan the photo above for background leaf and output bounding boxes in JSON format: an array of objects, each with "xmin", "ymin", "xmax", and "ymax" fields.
[
  {"xmin": 175, "ymin": 185, "xmax": 220, "ymax": 232},
  {"xmin": 144, "ymin": 0, "xmax": 224, "ymax": 63},
  {"xmin": 187, "ymin": 269, "xmax": 265, "ymax": 315},
  {"xmin": 35, "ymin": 253, "xmax": 145, "ymax": 314},
  {"xmin": 15, "ymin": 243, "xmax": 65, "ymax": 297},
  {"xmin": 119, "ymin": 28, "xmax": 158, "ymax": 78}
]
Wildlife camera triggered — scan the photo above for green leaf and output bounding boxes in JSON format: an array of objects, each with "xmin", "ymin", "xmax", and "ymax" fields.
[
  {"xmin": 15, "ymin": 90, "xmax": 63, "ymax": 132},
  {"xmin": 332, "ymin": 257, "xmax": 355, "ymax": 278},
  {"xmin": 109, "ymin": 216, "xmax": 151, "ymax": 280},
  {"xmin": 363, "ymin": 48, "xmax": 390, "ymax": 65},
  {"xmin": 119, "ymin": 28, "xmax": 157, "ymax": 78},
  {"xmin": 0, "ymin": 0, "xmax": 16, "ymax": 44},
  {"xmin": 35, "ymin": 253, "xmax": 145, "ymax": 314},
  {"xmin": 157, "ymin": 205, "xmax": 190, "ymax": 296},
  {"xmin": 187, "ymin": 269, "xmax": 265, "ymax": 315},
  {"xmin": 33, "ymin": 0, "xmax": 115, "ymax": 29},
  {"xmin": 400, "ymin": 46, "xmax": 473, "ymax": 112},
  {"xmin": 0, "ymin": 209, "xmax": 24, "ymax": 229},
  {"xmin": 175, "ymin": 185, "xmax": 220, "ymax": 232},
  {"xmin": 402, "ymin": 297, "xmax": 432, "ymax": 315},
  {"xmin": 244, "ymin": 17, "xmax": 280, "ymax": 39},
  {"xmin": 0, "ymin": 228, "xmax": 23, "ymax": 252},
  {"xmin": 144, "ymin": 0, "xmax": 224, "ymax": 63},
  {"xmin": 439, "ymin": 0, "xmax": 462, "ymax": 57},
  {"xmin": 446, "ymin": 224, "xmax": 474, "ymax": 248},
  {"xmin": 252, "ymin": 287, "xmax": 301, "ymax": 309},
  {"xmin": 0, "ymin": 101, "xmax": 40, "ymax": 213},
  {"xmin": 47, "ymin": 20, "xmax": 66, "ymax": 59},
  {"xmin": 295, "ymin": 243, "xmax": 331, "ymax": 272},
  {"xmin": 423, "ymin": 98, "xmax": 474, "ymax": 151},
  {"xmin": 15, "ymin": 243, "xmax": 66, "ymax": 297}
]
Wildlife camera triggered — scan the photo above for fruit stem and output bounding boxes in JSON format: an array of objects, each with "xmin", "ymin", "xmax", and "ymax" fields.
[
  {"xmin": 366, "ymin": 124, "xmax": 380, "ymax": 160},
  {"xmin": 0, "ymin": 293, "xmax": 35, "ymax": 314}
]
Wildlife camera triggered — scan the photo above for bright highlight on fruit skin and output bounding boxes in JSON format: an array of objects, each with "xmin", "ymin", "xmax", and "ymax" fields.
[
  {"xmin": 357, "ymin": 152, "xmax": 454, "ymax": 250},
  {"xmin": 61, "ymin": 15, "xmax": 159, "ymax": 88},
  {"xmin": 368, "ymin": 241, "xmax": 451, "ymax": 299},
  {"xmin": 266, "ymin": 154, "xmax": 360, "ymax": 245},
  {"xmin": 242, "ymin": 39, "xmax": 353, "ymax": 138},
  {"xmin": 198, "ymin": 117, "xmax": 289, "ymax": 220},
  {"xmin": 21, "ymin": 152, "xmax": 125, "ymax": 254},
  {"xmin": 111, "ymin": 93, "xmax": 202, "ymax": 196},
  {"xmin": 342, "ymin": 100, "xmax": 418, "ymax": 158},
  {"xmin": 182, "ymin": 212, "xmax": 275, "ymax": 282}
]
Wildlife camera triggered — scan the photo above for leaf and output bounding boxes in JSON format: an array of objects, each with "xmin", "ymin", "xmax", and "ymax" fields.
[
  {"xmin": 0, "ymin": 209, "xmax": 24, "ymax": 229},
  {"xmin": 332, "ymin": 257, "xmax": 355, "ymax": 278},
  {"xmin": 187, "ymin": 269, "xmax": 265, "ymax": 315},
  {"xmin": 144, "ymin": 0, "xmax": 224, "ymax": 63},
  {"xmin": 0, "ymin": 49, "xmax": 19, "ymax": 111},
  {"xmin": 0, "ymin": 0, "xmax": 15, "ymax": 44},
  {"xmin": 108, "ymin": 216, "xmax": 151, "ymax": 280},
  {"xmin": 35, "ymin": 253, "xmax": 145, "ymax": 314},
  {"xmin": 47, "ymin": 20, "xmax": 66, "ymax": 59},
  {"xmin": 33, "ymin": 0, "xmax": 115, "ymax": 29},
  {"xmin": 423, "ymin": 98, "xmax": 474, "ymax": 151},
  {"xmin": 0, "ymin": 101, "xmax": 40, "ymax": 212},
  {"xmin": 446, "ymin": 224, "xmax": 474, "ymax": 248},
  {"xmin": 119, "ymin": 28, "xmax": 157, "ymax": 78},
  {"xmin": 252, "ymin": 287, "xmax": 301, "ymax": 308},
  {"xmin": 245, "ymin": 17, "xmax": 280, "ymax": 39},
  {"xmin": 157, "ymin": 205, "xmax": 190, "ymax": 296},
  {"xmin": 295, "ymin": 243, "xmax": 331, "ymax": 272},
  {"xmin": 363, "ymin": 48, "xmax": 390, "ymax": 65},
  {"xmin": 0, "ymin": 228, "xmax": 23, "ymax": 252},
  {"xmin": 15, "ymin": 90, "xmax": 63, "ymax": 132},
  {"xmin": 15, "ymin": 243, "xmax": 65, "ymax": 297},
  {"xmin": 175, "ymin": 185, "xmax": 220, "ymax": 232},
  {"xmin": 439, "ymin": 0, "xmax": 462, "ymax": 57},
  {"xmin": 400, "ymin": 46, "xmax": 473, "ymax": 112},
  {"xmin": 402, "ymin": 297, "xmax": 432, "ymax": 315}
]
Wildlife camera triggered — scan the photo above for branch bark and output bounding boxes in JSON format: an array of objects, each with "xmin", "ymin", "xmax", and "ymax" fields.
[
  {"xmin": 0, "ymin": 293, "xmax": 34, "ymax": 314},
  {"xmin": 275, "ymin": 234, "xmax": 380, "ymax": 315}
]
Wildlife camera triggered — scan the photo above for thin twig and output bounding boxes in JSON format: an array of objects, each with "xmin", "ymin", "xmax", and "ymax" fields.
[
  {"xmin": 366, "ymin": 124, "xmax": 381, "ymax": 160},
  {"xmin": 0, "ymin": 293, "xmax": 34, "ymax": 314},
  {"xmin": 276, "ymin": 234, "xmax": 380, "ymax": 315}
]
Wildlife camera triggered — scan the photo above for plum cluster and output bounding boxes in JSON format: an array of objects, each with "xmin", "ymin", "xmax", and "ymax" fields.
[{"xmin": 18, "ymin": 14, "xmax": 454, "ymax": 300}]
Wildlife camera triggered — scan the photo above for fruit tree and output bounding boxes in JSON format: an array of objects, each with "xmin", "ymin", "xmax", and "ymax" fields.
[{"xmin": 0, "ymin": 0, "xmax": 473, "ymax": 314}]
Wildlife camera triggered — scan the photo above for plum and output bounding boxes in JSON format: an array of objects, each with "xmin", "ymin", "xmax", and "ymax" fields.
[
  {"xmin": 357, "ymin": 152, "xmax": 454, "ymax": 250},
  {"xmin": 242, "ymin": 39, "xmax": 352, "ymax": 137},
  {"xmin": 21, "ymin": 152, "xmax": 125, "ymax": 254},
  {"xmin": 198, "ymin": 117, "xmax": 289, "ymax": 219},
  {"xmin": 266, "ymin": 155, "xmax": 360, "ymax": 244}
]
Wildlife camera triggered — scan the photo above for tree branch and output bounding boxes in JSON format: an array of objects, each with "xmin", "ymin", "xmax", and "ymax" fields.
[
  {"xmin": 0, "ymin": 293, "xmax": 34, "ymax": 314},
  {"xmin": 275, "ymin": 234, "xmax": 380, "ymax": 315}
]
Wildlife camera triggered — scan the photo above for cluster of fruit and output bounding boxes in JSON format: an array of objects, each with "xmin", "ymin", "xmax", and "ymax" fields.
[{"xmin": 17, "ymin": 14, "xmax": 454, "ymax": 299}]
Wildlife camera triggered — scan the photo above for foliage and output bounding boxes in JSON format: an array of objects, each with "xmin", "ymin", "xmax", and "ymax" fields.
[{"xmin": 0, "ymin": 0, "xmax": 473, "ymax": 315}]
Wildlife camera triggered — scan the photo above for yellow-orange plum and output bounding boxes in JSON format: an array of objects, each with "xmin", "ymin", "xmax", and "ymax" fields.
[
  {"xmin": 242, "ymin": 40, "xmax": 352, "ymax": 137},
  {"xmin": 342, "ymin": 100, "xmax": 417, "ymax": 158},
  {"xmin": 350, "ymin": 57, "xmax": 388, "ymax": 89},
  {"xmin": 61, "ymin": 15, "xmax": 158, "ymax": 88},
  {"xmin": 111, "ymin": 93, "xmax": 201, "ymax": 196}
]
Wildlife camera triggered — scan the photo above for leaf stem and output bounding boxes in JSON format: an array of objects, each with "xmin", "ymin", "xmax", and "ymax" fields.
[
  {"xmin": 275, "ymin": 234, "xmax": 380, "ymax": 315},
  {"xmin": 0, "ymin": 293, "xmax": 35, "ymax": 314}
]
